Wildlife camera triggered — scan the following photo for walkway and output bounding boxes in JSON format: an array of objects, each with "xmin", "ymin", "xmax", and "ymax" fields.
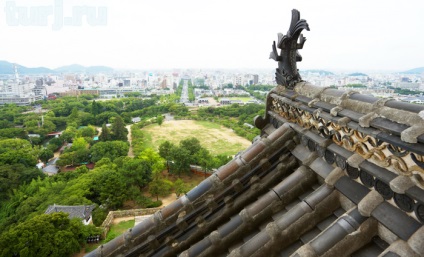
[{"xmin": 126, "ymin": 125, "xmax": 134, "ymax": 157}]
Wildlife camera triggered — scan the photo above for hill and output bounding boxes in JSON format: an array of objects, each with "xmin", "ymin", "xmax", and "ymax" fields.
[
  {"xmin": 0, "ymin": 60, "xmax": 55, "ymax": 74},
  {"xmin": 301, "ymin": 69, "xmax": 334, "ymax": 76},
  {"xmin": 348, "ymin": 72, "xmax": 368, "ymax": 76},
  {"xmin": 55, "ymin": 64, "xmax": 114, "ymax": 73},
  {"xmin": 0, "ymin": 60, "xmax": 114, "ymax": 75},
  {"xmin": 402, "ymin": 67, "xmax": 424, "ymax": 74}
]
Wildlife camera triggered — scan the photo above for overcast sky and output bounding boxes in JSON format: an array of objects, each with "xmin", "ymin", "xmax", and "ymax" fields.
[{"xmin": 1, "ymin": 0, "xmax": 423, "ymax": 72}]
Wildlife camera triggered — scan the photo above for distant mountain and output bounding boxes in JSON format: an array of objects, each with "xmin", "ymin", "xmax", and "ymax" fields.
[
  {"xmin": 402, "ymin": 67, "xmax": 424, "ymax": 74},
  {"xmin": 348, "ymin": 72, "xmax": 368, "ymax": 76},
  {"xmin": 55, "ymin": 64, "xmax": 114, "ymax": 73},
  {"xmin": 0, "ymin": 60, "xmax": 55, "ymax": 74},
  {"xmin": 54, "ymin": 64, "xmax": 85, "ymax": 73},
  {"xmin": 302, "ymin": 70, "xmax": 334, "ymax": 76},
  {"xmin": 86, "ymin": 66, "xmax": 114, "ymax": 73},
  {"xmin": 0, "ymin": 61, "xmax": 115, "ymax": 75}
]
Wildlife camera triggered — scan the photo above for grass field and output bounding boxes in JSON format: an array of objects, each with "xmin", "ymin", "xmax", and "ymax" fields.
[
  {"xmin": 108, "ymin": 220, "xmax": 135, "ymax": 236},
  {"xmin": 141, "ymin": 120, "xmax": 251, "ymax": 156},
  {"xmin": 84, "ymin": 220, "xmax": 135, "ymax": 254}
]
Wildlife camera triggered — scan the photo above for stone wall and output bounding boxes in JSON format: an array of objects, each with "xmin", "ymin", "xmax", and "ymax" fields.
[{"xmin": 100, "ymin": 207, "xmax": 162, "ymax": 238}]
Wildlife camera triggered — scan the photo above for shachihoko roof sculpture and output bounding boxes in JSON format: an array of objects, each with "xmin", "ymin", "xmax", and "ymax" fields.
[{"xmin": 86, "ymin": 9, "xmax": 424, "ymax": 257}]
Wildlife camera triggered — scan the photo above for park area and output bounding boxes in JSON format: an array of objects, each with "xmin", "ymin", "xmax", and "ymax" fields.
[{"xmin": 140, "ymin": 120, "xmax": 251, "ymax": 156}]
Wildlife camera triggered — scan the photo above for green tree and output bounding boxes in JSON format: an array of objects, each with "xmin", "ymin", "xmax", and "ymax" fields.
[
  {"xmin": 157, "ymin": 115, "xmax": 164, "ymax": 126},
  {"xmin": 91, "ymin": 100, "xmax": 102, "ymax": 117},
  {"xmin": 92, "ymin": 206, "xmax": 108, "ymax": 226},
  {"xmin": 60, "ymin": 126, "xmax": 77, "ymax": 143},
  {"xmin": 91, "ymin": 167, "xmax": 128, "ymax": 208},
  {"xmin": 180, "ymin": 137, "xmax": 202, "ymax": 156},
  {"xmin": 47, "ymin": 137, "xmax": 64, "ymax": 152},
  {"xmin": 39, "ymin": 148, "xmax": 54, "ymax": 163},
  {"xmin": 23, "ymin": 117, "xmax": 39, "ymax": 130},
  {"xmin": 0, "ymin": 127, "xmax": 27, "ymax": 139},
  {"xmin": 76, "ymin": 148, "xmax": 91, "ymax": 164},
  {"xmin": 40, "ymin": 119, "xmax": 56, "ymax": 134},
  {"xmin": 118, "ymin": 157, "xmax": 151, "ymax": 190},
  {"xmin": 124, "ymin": 92, "xmax": 141, "ymax": 98},
  {"xmin": 0, "ymin": 212, "xmax": 99, "ymax": 257},
  {"xmin": 0, "ymin": 164, "xmax": 45, "ymax": 201},
  {"xmin": 78, "ymin": 125, "xmax": 96, "ymax": 138},
  {"xmin": 171, "ymin": 147, "xmax": 191, "ymax": 176},
  {"xmin": 70, "ymin": 137, "xmax": 88, "ymax": 152},
  {"xmin": 174, "ymin": 178, "xmax": 190, "ymax": 197},
  {"xmin": 78, "ymin": 112, "xmax": 95, "ymax": 126},
  {"xmin": 138, "ymin": 148, "xmax": 165, "ymax": 174},
  {"xmin": 0, "ymin": 120, "xmax": 11, "ymax": 129},
  {"xmin": 95, "ymin": 111, "xmax": 119, "ymax": 126},
  {"xmin": 195, "ymin": 148, "xmax": 213, "ymax": 178},
  {"xmin": 111, "ymin": 116, "xmax": 128, "ymax": 141},
  {"xmin": 50, "ymin": 116, "xmax": 67, "ymax": 129},
  {"xmin": 90, "ymin": 141, "xmax": 129, "ymax": 162},
  {"xmin": 213, "ymin": 154, "xmax": 233, "ymax": 168},
  {"xmin": 57, "ymin": 151, "xmax": 78, "ymax": 167},
  {"xmin": 149, "ymin": 177, "xmax": 173, "ymax": 201},
  {"xmin": 159, "ymin": 141, "xmax": 176, "ymax": 172},
  {"xmin": 95, "ymin": 157, "xmax": 114, "ymax": 168},
  {"xmin": 0, "ymin": 138, "xmax": 39, "ymax": 167},
  {"xmin": 160, "ymin": 94, "xmax": 179, "ymax": 105},
  {"xmin": 57, "ymin": 137, "xmax": 90, "ymax": 166},
  {"xmin": 68, "ymin": 107, "xmax": 80, "ymax": 126},
  {"xmin": 99, "ymin": 123, "xmax": 111, "ymax": 141}
]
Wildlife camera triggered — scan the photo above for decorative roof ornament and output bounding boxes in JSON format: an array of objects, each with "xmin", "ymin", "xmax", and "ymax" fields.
[{"xmin": 270, "ymin": 9, "xmax": 310, "ymax": 89}]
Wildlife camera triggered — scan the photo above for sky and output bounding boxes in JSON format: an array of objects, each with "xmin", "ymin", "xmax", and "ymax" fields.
[{"xmin": 0, "ymin": 0, "xmax": 423, "ymax": 72}]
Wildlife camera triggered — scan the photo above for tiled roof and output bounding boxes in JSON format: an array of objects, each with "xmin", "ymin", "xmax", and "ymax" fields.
[
  {"xmin": 45, "ymin": 204, "xmax": 95, "ymax": 221},
  {"xmin": 85, "ymin": 9, "xmax": 424, "ymax": 257}
]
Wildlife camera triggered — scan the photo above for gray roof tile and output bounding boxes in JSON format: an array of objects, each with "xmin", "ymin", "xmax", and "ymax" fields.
[{"xmin": 45, "ymin": 204, "xmax": 95, "ymax": 220}]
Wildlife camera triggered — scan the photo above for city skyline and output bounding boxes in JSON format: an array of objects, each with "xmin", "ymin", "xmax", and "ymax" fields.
[{"xmin": 1, "ymin": 0, "xmax": 423, "ymax": 72}]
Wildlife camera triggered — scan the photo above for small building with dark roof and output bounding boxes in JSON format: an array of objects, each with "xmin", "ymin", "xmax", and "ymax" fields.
[
  {"xmin": 220, "ymin": 98, "xmax": 231, "ymax": 105},
  {"xmin": 45, "ymin": 204, "xmax": 96, "ymax": 225}
]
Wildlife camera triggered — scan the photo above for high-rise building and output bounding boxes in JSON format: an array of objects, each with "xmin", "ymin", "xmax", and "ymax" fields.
[
  {"xmin": 253, "ymin": 74, "xmax": 259, "ymax": 84},
  {"xmin": 0, "ymin": 65, "xmax": 45, "ymax": 105}
]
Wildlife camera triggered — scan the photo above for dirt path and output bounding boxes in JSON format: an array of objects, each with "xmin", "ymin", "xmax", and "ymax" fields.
[
  {"xmin": 126, "ymin": 125, "xmax": 134, "ymax": 157},
  {"xmin": 206, "ymin": 97, "xmax": 219, "ymax": 106},
  {"xmin": 159, "ymin": 193, "xmax": 177, "ymax": 207},
  {"xmin": 112, "ymin": 216, "xmax": 135, "ymax": 224}
]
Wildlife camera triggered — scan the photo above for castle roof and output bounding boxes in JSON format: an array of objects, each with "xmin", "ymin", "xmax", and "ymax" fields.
[{"xmin": 85, "ymin": 10, "xmax": 424, "ymax": 257}]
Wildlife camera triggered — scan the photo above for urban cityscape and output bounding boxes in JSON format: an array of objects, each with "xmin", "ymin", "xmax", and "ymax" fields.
[
  {"xmin": 0, "ymin": 50, "xmax": 424, "ymax": 257},
  {"xmin": 1, "ymin": 61, "xmax": 424, "ymax": 106}
]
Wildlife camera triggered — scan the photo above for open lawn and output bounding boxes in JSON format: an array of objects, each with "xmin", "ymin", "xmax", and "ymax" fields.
[
  {"xmin": 108, "ymin": 220, "xmax": 135, "ymax": 236},
  {"xmin": 83, "ymin": 220, "xmax": 135, "ymax": 254},
  {"xmin": 141, "ymin": 120, "xmax": 251, "ymax": 156}
]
